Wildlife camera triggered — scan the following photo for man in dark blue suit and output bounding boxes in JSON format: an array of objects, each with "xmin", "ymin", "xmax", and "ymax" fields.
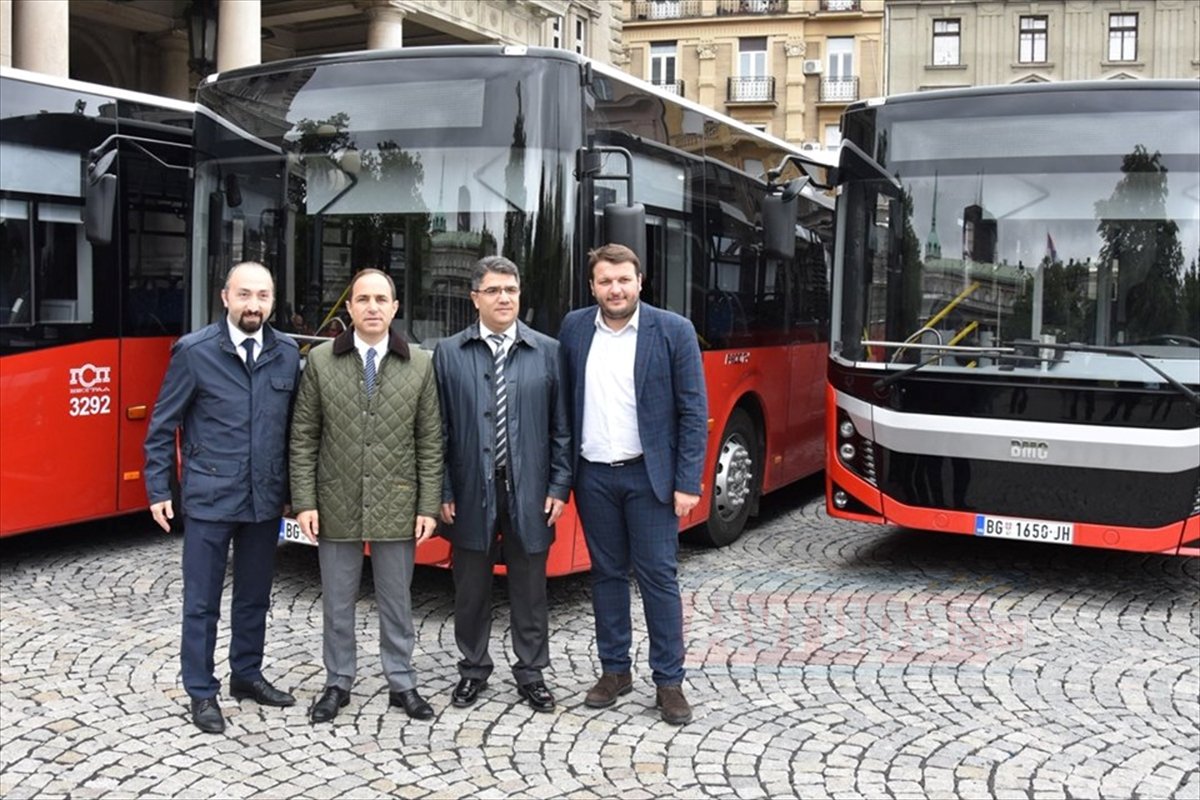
[
  {"xmin": 144, "ymin": 262, "xmax": 300, "ymax": 734},
  {"xmin": 559, "ymin": 243, "xmax": 708, "ymax": 725}
]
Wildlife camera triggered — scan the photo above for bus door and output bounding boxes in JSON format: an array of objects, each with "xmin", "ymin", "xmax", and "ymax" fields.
[{"xmin": 786, "ymin": 229, "xmax": 829, "ymax": 475}]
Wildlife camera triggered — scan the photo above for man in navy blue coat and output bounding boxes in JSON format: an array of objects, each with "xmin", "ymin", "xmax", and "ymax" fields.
[
  {"xmin": 559, "ymin": 243, "xmax": 708, "ymax": 725},
  {"xmin": 144, "ymin": 262, "xmax": 300, "ymax": 734}
]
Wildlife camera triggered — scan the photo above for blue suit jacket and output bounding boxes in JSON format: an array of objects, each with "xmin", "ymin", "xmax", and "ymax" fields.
[
  {"xmin": 143, "ymin": 321, "xmax": 300, "ymax": 523},
  {"xmin": 560, "ymin": 303, "xmax": 708, "ymax": 504}
]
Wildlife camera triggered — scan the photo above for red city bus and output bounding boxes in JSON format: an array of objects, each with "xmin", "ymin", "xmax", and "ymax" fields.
[
  {"xmin": 824, "ymin": 81, "xmax": 1200, "ymax": 556},
  {"xmin": 0, "ymin": 68, "xmax": 193, "ymax": 538},
  {"xmin": 190, "ymin": 46, "xmax": 833, "ymax": 575}
]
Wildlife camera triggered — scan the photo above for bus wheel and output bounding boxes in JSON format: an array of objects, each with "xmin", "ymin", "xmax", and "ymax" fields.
[{"xmin": 699, "ymin": 408, "xmax": 760, "ymax": 548}]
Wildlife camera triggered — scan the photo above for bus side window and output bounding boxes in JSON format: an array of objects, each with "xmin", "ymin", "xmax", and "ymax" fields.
[{"xmin": 0, "ymin": 199, "xmax": 32, "ymax": 326}]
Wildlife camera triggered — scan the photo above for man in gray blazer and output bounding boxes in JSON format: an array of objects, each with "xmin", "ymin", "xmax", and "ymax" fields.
[
  {"xmin": 144, "ymin": 262, "xmax": 300, "ymax": 734},
  {"xmin": 433, "ymin": 256, "xmax": 572, "ymax": 713}
]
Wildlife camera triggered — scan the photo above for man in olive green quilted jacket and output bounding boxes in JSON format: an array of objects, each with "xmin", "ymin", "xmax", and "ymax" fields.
[{"xmin": 289, "ymin": 269, "xmax": 443, "ymax": 724}]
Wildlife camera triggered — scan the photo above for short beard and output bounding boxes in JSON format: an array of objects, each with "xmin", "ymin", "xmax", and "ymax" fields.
[
  {"xmin": 600, "ymin": 298, "xmax": 638, "ymax": 324},
  {"xmin": 235, "ymin": 313, "xmax": 264, "ymax": 334}
]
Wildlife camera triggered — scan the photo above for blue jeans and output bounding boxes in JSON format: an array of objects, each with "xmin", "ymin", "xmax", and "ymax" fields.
[{"xmin": 575, "ymin": 460, "xmax": 685, "ymax": 686}]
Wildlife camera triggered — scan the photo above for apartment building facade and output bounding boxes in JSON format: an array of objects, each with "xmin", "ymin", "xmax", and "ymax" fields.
[
  {"xmin": 886, "ymin": 0, "xmax": 1200, "ymax": 94},
  {"xmin": 620, "ymin": 0, "xmax": 885, "ymax": 149}
]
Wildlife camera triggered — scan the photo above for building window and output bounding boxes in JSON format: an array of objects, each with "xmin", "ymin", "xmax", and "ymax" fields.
[
  {"xmin": 822, "ymin": 38, "xmax": 857, "ymax": 102},
  {"xmin": 824, "ymin": 124, "xmax": 841, "ymax": 149},
  {"xmin": 1109, "ymin": 13, "xmax": 1138, "ymax": 61},
  {"xmin": 549, "ymin": 16, "xmax": 562, "ymax": 49},
  {"xmin": 1018, "ymin": 16, "xmax": 1048, "ymax": 63},
  {"xmin": 730, "ymin": 37, "xmax": 770, "ymax": 101},
  {"xmin": 650, "ymin": 42, "xmax": 678, "ymax": 92},
  {"xmin": 932, "ymin": 19, "xmax": 961, "ymax": 66},
  {"xmin": 575, "ymin": 17, "xmax": 587, "ymax": 55}
]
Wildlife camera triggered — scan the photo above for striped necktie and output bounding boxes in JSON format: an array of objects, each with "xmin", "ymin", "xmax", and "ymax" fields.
[
  {"xmin": 489, "ymin": 333, "xmax": 508, "ymax": 468},
  {"xmin": 363, "ymin": 347, "xmax": 377, "ymax": 397}
]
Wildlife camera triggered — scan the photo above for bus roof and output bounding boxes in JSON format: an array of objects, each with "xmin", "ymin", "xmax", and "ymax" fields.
[
  {"xmin": 851, "ymin": 78, "xmax": 1199, "ymax": 113},
  {"xmin": 0, "ymin": 65, "xmax": 195, "ymax": 114}
]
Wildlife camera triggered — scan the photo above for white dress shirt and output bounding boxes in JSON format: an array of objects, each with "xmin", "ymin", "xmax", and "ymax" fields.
[
  {"xmin": 226, "ymin": 318, "xmax": 263, "ymax": 364},
  {"xmin": 479, "ymin": 321, "xmax": 517, "ymax": 355},
  {"xmin": 353, "ymin": 332, "xmax": 385, "ymax": 375},
  {"xmin": 580, "ymin": 305, "xmax": 642, "ymax": 463}
]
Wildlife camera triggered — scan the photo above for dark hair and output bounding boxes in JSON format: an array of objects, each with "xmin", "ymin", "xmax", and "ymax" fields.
[
  {"xmin": 471, "ymin": 255, "xmax": 521, "ymax": 291},
  {"xmin": 587, "ymin": 244, "xmax": 641, "ymax": 279},
  {"xmin": 348, "ymin": 268, "xmax": 397, "ymax": 301}
]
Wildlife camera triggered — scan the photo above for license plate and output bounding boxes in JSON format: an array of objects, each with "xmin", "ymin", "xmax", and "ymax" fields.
[
  {"xmin": 278, "ymin": 516, "xmax": 316, "ymax": 547},
  {"xmin": 974, "ymin": 513, "xmax": 1074, "ymax": 545}
]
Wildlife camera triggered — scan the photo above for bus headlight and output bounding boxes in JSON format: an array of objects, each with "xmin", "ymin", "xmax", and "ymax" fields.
[
  {"xmin": 839, "ymin": 443, "xmax": 856, "ymax": 461},
  {"xmin": 838, "ymin": 420, "xmax": 855, "ymax": 439},
  {"xmin": 833, "ymin": 490, "xmax": 849, "ymax": 509}
]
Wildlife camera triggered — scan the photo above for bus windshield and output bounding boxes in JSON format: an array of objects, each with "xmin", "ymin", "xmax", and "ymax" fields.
[
  {"xmin": 837, "ymin": 86, "xmax": 1200, "ymax": 386},
  {"xmin": 192, "ymin": 54, "xmax": 577, "ymax": 342}
]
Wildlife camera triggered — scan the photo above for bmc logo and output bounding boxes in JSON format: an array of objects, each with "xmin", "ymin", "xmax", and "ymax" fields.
[
  {"xmin": 1010, "ymin": 440, "xmax": 1049, "ymax": 460},
  {"xmin": 69, "ymin": 363, "xmax": 112, "ymax": 390}
]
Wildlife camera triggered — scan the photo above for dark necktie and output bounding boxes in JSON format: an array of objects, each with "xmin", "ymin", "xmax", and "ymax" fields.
[
  {"xmin": 364, "ymin": 347, "xmax": 377, "ymax": 397},
  {"xmin": 490, "ymin": 333, "xmax": 508, "ymax": 468},
  {"xmin": 242, "ymin": 339, "xmax": 256, "ymax": 371}
]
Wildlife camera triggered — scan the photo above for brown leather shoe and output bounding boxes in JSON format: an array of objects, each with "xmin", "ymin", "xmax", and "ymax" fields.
[
  {"xmin": 655, "ymin": 685, "xmax": 693, "ymax": 725},
  {"xmin": 583, "ymin": 672, "xmax": 633, "ymax": 708}
]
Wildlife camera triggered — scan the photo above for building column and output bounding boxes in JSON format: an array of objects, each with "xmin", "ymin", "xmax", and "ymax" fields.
[
  {"xmin": 158, "ymin": 31, "xmax": 191, "ymax": 101},
  {"xmin": 783, "ymin": 38, "xmax": 809, "ymax": 144},
  {"xmin": 1, "ymin": 0, "xmax": 12, "ymax": 68},
  {"xmin": 12, "ymin": 0, "xmax": 69, "ymax": 77},
  {"xmin": 217, "ymin": 0, "xmax": 260, "ymax": 72},
  {"xmin": 696, "ymin": 40, "xmax": 718, "ymax": 110},
  {"xmin": 365, "ymin": 3, "xmax": 404, "ymax": 50}
]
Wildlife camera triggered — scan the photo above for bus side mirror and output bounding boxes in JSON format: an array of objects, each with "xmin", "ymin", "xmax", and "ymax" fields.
[
  {"xmin": 762, "ymin": 179, "xmax": 806, "ymax": 261},
  {"xmin": 84, "ymin": 149, "xmax": 118, "ymax": 246},
  {"xmin": 604, "ymin": 202, "xmax": 646, "ymax": 270}
]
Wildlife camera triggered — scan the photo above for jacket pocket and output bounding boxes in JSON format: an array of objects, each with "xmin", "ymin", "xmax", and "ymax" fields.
[
  {"xmin": 271, "ymin": 376, "xmax": 295, "ymax": 392},
  {"xmin": 183, "ymin": 457, "xmax": 249, "ymax": 511}
]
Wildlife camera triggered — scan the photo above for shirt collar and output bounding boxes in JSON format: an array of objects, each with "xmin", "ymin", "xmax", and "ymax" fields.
[
  {"xmin": 479, "ymin": 320, "xmax": 517, "ymax": 342},
  {"xmin": 226, "ymin": 318, "xmax": 263, "ymax": 351},
  {"xmin": 353, "ymin": 331, "xmax": 387, "ymax": 358},
  {"xmin": 593, "ymin": 303, "xmax": 640, "ymax": 335}
]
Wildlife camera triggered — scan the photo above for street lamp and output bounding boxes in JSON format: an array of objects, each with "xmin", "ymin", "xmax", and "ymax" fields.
[{"xmin": 187, "ymin": 0, "xmax": 217, "ymax": 76}]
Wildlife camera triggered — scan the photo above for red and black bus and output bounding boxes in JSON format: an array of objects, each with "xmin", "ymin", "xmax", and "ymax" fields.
[
  {"xmin": 824, "ymin": 80, "xmax": 1200, "ymax": 555},
  {"xmin": 0, "ymin": 67, "xmax": 193, "ymax": 537},
  {"xmin": 189, "ymin": 46, "xmax": 833, "ymax": 574}
]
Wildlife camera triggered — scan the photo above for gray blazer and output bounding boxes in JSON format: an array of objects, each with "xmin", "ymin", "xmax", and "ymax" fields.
[
  {"xmin": 144, "ymin": 321, "xmax": 300, "ymax": 523},
  {"xmin": 433, "ymin": 321, "xmax": 572, "ymax": 553}
]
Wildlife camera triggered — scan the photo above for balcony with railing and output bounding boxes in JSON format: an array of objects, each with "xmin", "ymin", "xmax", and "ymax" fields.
[
  {"xmin": 716, "ymin": 0, "xmax": 785, "ymax": 14},
  {"xmin": 727, "ymin": 76, "xmax": 776, "ymax": 103},
  {"xmin": 652, "ymin": 79, "xmax": 685, "ymax": 96},
  {"xmin": 820, "ymin": 76, "xmax": 859, "ymax": 103},
  {"xmin": 821, "ymin": 0, "xmax": 861, "ymax": 10},
  {"xmin": 630, "ymin": 0, "xmax": 702, "ymax": 20}
]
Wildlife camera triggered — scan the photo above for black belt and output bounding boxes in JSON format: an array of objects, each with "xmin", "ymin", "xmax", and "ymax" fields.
[{"xmin": 585, "ymin": 454, "xmax": 644, "ymax": 468}]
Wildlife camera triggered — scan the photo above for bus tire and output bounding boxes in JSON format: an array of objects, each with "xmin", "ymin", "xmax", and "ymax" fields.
[{"xmin": 697, "ymin": 408, "xmax": 760, "ymax": 548}]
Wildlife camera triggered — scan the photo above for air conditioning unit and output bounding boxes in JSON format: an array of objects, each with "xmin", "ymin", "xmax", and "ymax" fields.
[
  {"xmin": 802, "ymin": 59, "xmax": 823, "ymax": 75},
  {"xmin": 800, "ymin": 141, "xmax": 822, "ymax": 151}
]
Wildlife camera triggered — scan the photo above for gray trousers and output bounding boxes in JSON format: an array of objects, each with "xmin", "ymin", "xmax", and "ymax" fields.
[{"xmin": 318, "ymin": 538, "xmax": 417, "ymax": 692}]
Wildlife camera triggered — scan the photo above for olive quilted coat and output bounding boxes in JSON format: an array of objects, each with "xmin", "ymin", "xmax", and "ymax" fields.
[{"xmin": 289, "ymin": 328, "xmax": 443, "ymax": 542}]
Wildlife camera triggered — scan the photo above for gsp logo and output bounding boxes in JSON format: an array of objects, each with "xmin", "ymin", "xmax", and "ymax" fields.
[
  {"xmin": 69, "ymin": 363, "xmax": 112, "ymax": 390},
  {"xmin": 1010, "ymin": 440, "xmax": 1049, "ymax": 460}
]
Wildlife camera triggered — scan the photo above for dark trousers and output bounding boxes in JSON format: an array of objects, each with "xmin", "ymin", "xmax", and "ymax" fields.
[
  {"xmin": 452, "ymin": 470, "xmax": 550, "ymax": 685},
  {"xmin": 575, "ymin": 459, "xmax": 685, "ymax": 686},
  {"xmin": 180, "ymin": 516, "xmax": 280, "ymax": 699}
]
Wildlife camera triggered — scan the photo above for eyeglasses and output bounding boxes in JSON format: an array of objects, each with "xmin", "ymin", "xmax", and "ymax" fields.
[{"xmin": 473, "ymin": 286, "xmax": 520, "ymax": 297}]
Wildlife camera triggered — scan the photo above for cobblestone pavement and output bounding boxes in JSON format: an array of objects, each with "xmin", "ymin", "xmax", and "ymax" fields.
[{"xmin": 2, "ymin": 478, "xmax": 1198, "ymax": 799}]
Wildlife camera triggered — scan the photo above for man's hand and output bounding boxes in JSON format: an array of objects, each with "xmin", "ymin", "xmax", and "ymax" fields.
[
  {"xmin": 415, "ymin": 515, "xmax": 437, "ymax": 543},
  {"xmin": 544, "ymin": 497, "xmax": 566, "ymax": 526},
  {"xmin": 297, "ymin": 509, "xmax": 319, "ymax": 543},
  {"xmin": 150, "ymin": 500, "xmax": 175, "ymax": 533},
  {"xmin": 673, "ymin": 491, "xmax": 701, "ymax": 518},
  {"xmin": 440, "ymin": 502, "xmax": 456, "ymax": 525}
]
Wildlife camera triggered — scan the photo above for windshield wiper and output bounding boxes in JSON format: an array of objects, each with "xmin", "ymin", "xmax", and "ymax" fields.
[
  {"xmin": 1012, "ymin": 340, "xmax": 1200, "ymax": 412},
  {"xmin": 862, "ymin": 341, "xmax": 1029, "ymax": 392}
]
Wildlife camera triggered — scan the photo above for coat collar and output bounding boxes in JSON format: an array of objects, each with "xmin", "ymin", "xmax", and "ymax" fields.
[
  {"xmin": 459, "ymin": 319, "xmax": 540, "ymax": 349},
  {"xmin": 216, "ymin": 320, "xmax": 282, "ymax": 354},
  {"xmin": 331, "ymin": 327, "xmax": 411, "ymax": 360}
]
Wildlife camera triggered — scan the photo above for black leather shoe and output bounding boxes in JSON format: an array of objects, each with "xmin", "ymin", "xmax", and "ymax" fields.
[
  {"xmin": 517, "ymin": 680, "xmax": 556, "ymax": 713},
  {"xmin": 310, "ymin": 686, "xmax": 350, "ymax": 724},
  {"xmin": 451, "ymin": 677, "xmax": 488, "ymax": 708},
  {"xmin": 190, "ymin": 697, "xmax": 225, "ymax": 734},
  {"xmin": 229, "ymin": 677, "xmax": 297, "ymax": 707},
  {"xmin": 389, "ymin": 688, "xmax": 434, "ymax": 720}
]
